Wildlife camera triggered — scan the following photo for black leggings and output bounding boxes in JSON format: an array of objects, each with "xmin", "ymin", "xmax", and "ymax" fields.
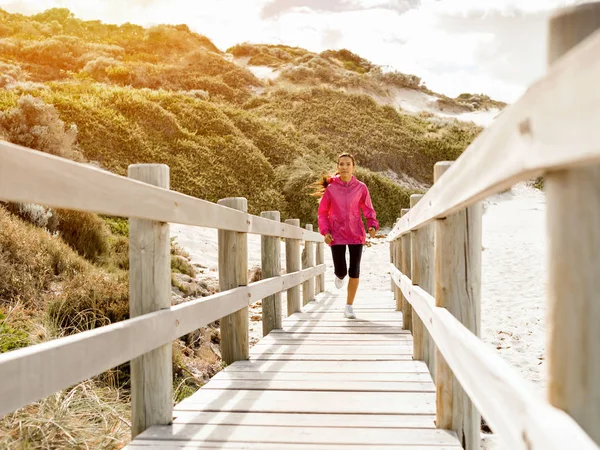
[{"xmin": 331, "ymin": 244, "xmax": 364, "ymax": 279}]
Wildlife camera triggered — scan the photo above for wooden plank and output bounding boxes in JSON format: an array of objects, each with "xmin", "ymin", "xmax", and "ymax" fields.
[
  {"xmin": 286, "ymin": 312, "xmax": 401, "ymax": 320},
  {"xmin": 301, "ymin": 224, "xmax": 315, "ymax": 306},
  {"xmin": 279, "ymin": 326, "xmax": 406, "ymax": 334},
  {"xmin": 128, "ymin": 164, "xmax": 173, "ymax": 438},
  {"xmin": 285, "ymin": 219, "xmax": 302, "ymax": 315},
  {"xmin": 249, "ymin": 345, "xmax": 413, "ymax": 355},
  {"xmin": 266, "ymin": 331, "xmax": 410, "ymax": 339},
  {"xmin": 210, "ymin": 371, "xmax": 433, "ymax": 383},
  {"xmin": 433, "ymin": 161, "xmax": 481, "ymax": 450},
  {"xmin": 255, "ymin": 339, "xmax": 410, "ymax": 346},
  {"xmin": 281, "ymin": 320, "xmax": 403, "ymax": 327},
  {"xmin": 174, "ymin": 390, "xmax": 436, "ymax": 415},
  {"xmin": 134, "ymin": 424, "xmax": 458, "ymax": 446},
  {"xmin": 546, "ymin": 4, "xmax": 600, "ymax": 446},
  {"xmin": 249, "ymin": 354, "xmax": 413, "ymax": 361},
  {"xmin": 0, "ymin": 143, "xmax": 323, "ymax": 241},
  {"xmin": 260, "ymin": 211, "xmax": 281, "ymax": 336},
  {"xmin": 171, "ymin": 411, "xmax": 437, "ymax": 428},
  {"xmin": 218, "ymin": 197, "xmax": 249, "ymax": 365},
  {"xmin": 125, "ymin": 441, "xmax": 462, "ymax": 449},
  {"xmin": 0, "ymin": 265, "xmax": 323, "ymax": 417},
  {"xmin": 201, "ymin": 379, "xmax": 434, "ymax": 392},
  {"xmin": 391, "ymin": 265, "xmax": 599, "ymax": 450},
  {"xmin": 220, "ymin": 360, "xmax": 428, "ymax": 373},
  {"xmin": 387, "ymin": 28, "xmax": 600, "ymax": 241}
]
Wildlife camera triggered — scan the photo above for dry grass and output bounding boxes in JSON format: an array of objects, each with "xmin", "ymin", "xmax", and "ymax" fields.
[{"xmin": 0, "ymin": 380, "xmax": 131, "ymax": 450}]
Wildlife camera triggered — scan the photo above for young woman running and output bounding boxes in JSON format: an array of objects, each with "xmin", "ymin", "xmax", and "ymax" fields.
[{"xmin": 316, "ymin": 153, "xmax": 379, "ymax": 319}]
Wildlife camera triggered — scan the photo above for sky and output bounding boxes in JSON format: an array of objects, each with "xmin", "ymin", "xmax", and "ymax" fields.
[{"xmin": 0, "ymin": 0, "xmax": 586, "ymax": 103}]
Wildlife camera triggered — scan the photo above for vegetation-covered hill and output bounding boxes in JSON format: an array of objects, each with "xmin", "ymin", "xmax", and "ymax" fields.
[{"xmin": 0, "ymin": 7, "xmax": 504, "ymax": 448}]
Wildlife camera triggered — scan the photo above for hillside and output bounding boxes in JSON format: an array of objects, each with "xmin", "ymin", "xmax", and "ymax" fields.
[{"xmin": 0, "ymin": 7, "xmax": 504, "ymax": 448}]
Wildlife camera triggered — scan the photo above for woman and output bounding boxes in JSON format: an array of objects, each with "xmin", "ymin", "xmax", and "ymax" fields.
[{"xmin": 316, "ymin": 153, "xmax": 379, "ymax": 319}]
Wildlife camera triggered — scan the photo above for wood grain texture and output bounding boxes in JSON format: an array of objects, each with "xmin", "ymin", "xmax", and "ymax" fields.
[
  {"xmin": 401, "ymin": 209, "xmax": 412, "ymax": 331},
  {"xmin": 301, "ymin": 224, "xmax": 315, "ymax": 306},
  {"xmin": 386, "ymin": 27, "xmax": 600, "ymax": 241},
  {"xmin": 390, "ymin": 266, "xmax": 598, "ymax": 450},
  {"xmin": 316, "ymin": 242, "xmax": 325, "ymax": 294},
  {"xmin": 0, "ymin": 143, "xmax": 324, "ymax": 241},
  {"xmin": 218, "ymin": 198, "xmax": 249, "ymax": 365},
  {"xmin": 546, "ymin": 5, "xmax": 600, "ymax": 444},
  {"xmin": 171, "ymin": 411, "xmax": 437, "ymax": 427},
  {"xmin": 285, "ymin": 219, "xmax": 302, "ymax": 315},
  {"xmin": 134, "ymin": 423, "xmax": 457, "ymax": 446},
  {"xmin": 410, "ymin": 195, "xmax": 424, "ymax": 361},
  {"xmin": 260, "ymin": 211, "xmax": 282, "ymax": 336},
  {"xmin": 128, "ymin": 164, "xmax": 173, "ymax": 438},
  {"xmin": 125, "ymin": 442, "xmax": 461, "ymax": 450},
  {"xmin": 433, "ymin": 161, "xmax": 482, "ymax": 450}
]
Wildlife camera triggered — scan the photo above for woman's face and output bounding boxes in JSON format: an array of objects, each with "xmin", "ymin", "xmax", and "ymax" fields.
[{"xmin": 338, "ymin": 156, "xmax": 355, "ymax": 178}]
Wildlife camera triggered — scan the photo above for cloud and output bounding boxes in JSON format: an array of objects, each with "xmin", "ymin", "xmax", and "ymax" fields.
[{"xmin": 260, "ymin": 0, "xmax": 420, "ymax": 19}]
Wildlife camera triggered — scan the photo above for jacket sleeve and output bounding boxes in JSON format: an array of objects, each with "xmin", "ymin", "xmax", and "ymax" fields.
[
  {"xmin": 361, "ymin": 186, "xmax": 379, "ymax": 230},
  {"xmin": 318, "ymin": 188, "xmax": 331, "ymax": 235}
]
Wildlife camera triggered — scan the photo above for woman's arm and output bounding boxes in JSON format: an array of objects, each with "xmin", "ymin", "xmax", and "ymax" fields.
[
  {"xmin": 318, "ymin": 188, "xmax": 331, "ymax": 236},
  {"xmin": 360, "ymin": 186, "xmax": 379, "ymax": 231}
]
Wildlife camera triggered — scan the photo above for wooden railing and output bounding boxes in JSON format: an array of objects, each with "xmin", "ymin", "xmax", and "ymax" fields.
[
  {"xmin": 0, "ymin": 142, "xmax": 325, "ymax": 438},
  {"xmin": 388, "ymin": 4, "xmax": 600, "ymax": 450}
]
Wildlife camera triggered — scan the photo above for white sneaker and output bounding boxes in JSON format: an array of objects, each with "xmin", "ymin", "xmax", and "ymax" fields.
[
  {"xmin": 334, "ymin": 276, "xmax": 344, "ymax": 289},
  {"xmin": 344, "ymin": 305, "xmax": 356, "ymax": 319}
]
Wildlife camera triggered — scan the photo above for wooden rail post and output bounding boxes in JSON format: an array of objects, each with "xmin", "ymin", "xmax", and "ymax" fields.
[
  {"xmin": 285, "ymin": 219, "xmax": 302, "ymax": 315},
  {"xmin": 433, "ymin": 161, "xmax": 482, "ymax": 450},
  {"xmin": 400, "ymin": 208, "xmax": 412, "ymax": 331},
  {"xmin": 217, "ymin": 197, "xmax": 249, "ymax": 365},
  {"xmin": 410, "ymin": 194, "xmax": 425, "ymax": 360},
  {"xmin": 546, "ymin": 4, "xmax": 600, "ymax": 443},
  {"xmin": 394, "ymin": 219, "xmax": 403, "ymax": 312},
  {"xmin": 260, "ymin": 211, "xmax": 282, "ymax": 336},
  {"xmin": 128, "ymin": 164, "xmax": 172, "ymax": 439},
  {"xmin": 302, "ymin": 224, "xmax": 315, "ymax": 305},
  {"xmin": 411, "ymin": 195, "xmax": 435, "ymax": 377},
  {"xmin": 316, "ymin": 241, "xmax": 325, "ymax": 294}
]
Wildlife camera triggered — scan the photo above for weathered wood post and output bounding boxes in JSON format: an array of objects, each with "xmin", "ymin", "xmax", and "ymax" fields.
[
  {"xmin": 409, "ymin": 194, "xmax": 424, "ymax": 360},
  {"xmin": 433, "ymin": 161, "xmax": 481, "ymax": 450},
  {"xmin": 285, "ymin": 218, "xmax": 302, "ymax": 315},
  {"xmin": 217, "ymin": 197, "xmax": 249, "ymax": 365},
  {"xmin": 394, "ymin": 220, "xmax": 403, "ymax": 312},
  {"xmin": 410, "ymin": 194, "xmax": 435, "ymax": 376},
  {"xmin": 400, "ymin": 208, "xmax": 412, "ymax": 331},
  {"xmin": 316, "ymin": 241, "xmax": 325, "ymax": 294},
  {"xmin": 546, "ymin": 3, "xmax": 600, "ymax": 443},
  {"xmin": 128, "ymin": 164, "xmax": 172, "ymax": 439},
  {"xmin": 302, "ymin": 224, "xmax": 315, "ymax": 305},
  {"xmin": 261, "ymin": 211, "xmax": 282, "ymax": 336}
]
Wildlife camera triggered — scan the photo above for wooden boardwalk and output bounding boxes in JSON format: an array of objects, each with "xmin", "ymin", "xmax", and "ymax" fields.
[{"xmin": 126, "ymin": 290, "xmax": 461, "ymax": 449}]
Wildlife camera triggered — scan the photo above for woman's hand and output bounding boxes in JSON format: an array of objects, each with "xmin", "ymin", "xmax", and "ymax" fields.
[
  {"xmin": 324, "ymin": 234, "xmax": 334, "ymax": 245},
  {"xmin": 368, "ymin": 227, "xmax": 376, "ymax": 238}
]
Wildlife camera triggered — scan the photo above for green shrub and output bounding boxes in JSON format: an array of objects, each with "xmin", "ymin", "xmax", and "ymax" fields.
[
  {"xmin": 47, "ymin": 270, "xmax": 129, "ymax": 334},
  {"xmin": 54, "ymin": 209, "xmax": 110, "ymax": 263},
  {"xmin": 0, "ymin": 311, "xmax": 30, "ymax": 352},
  {"xmin": 171, "ymin": 255, "xmax": 196, "ymax": 278},
  {"xmin": 0, "ymin": 207, "xmax": 88, "ymax": 308}
]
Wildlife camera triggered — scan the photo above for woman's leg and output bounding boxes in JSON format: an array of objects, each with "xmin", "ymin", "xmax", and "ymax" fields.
[
  {"xmin": 330, "ymin": 244, "xmax": 348, "ymax": 281},
  {"xmin": 346, "ymin": 244, "xmax": 364, "ymax": 306}
]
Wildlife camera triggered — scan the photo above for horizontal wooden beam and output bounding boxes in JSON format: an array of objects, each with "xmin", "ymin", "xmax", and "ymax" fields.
[
  {"xmin": 389, "ymin": 264, "xmax": 597, "ymax": 450},
  {"xmin": 0, "ymin": 143, "xmax": 323, "ymax": 242},
  {"xmin": 0, "ymin": 264, "xmax": 325, "ymax": 417},
  {"xmin": 388, "ymin": 29, "xmax": 600, "ymax": 241}
]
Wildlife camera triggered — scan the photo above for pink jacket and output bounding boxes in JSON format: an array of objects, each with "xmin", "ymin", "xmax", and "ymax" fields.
[{"xmin": 318, "ymin": 175, "xmax": 379, "ymax": 245}]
